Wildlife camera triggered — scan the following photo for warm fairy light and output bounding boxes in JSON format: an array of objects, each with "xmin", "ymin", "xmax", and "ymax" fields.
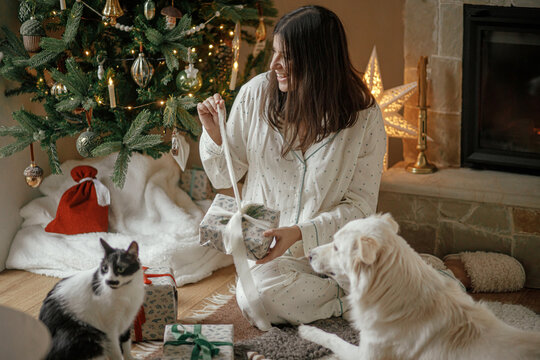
[
  {"xmin": 219, "ymin": 39, "xmax": 223, "ymax": 43},
  {"xmin": 173, "ymin": 49, "xmax": 177, "ymax": 54},
  {"xmin": 159, "ymin": 100, "xmax": 165, "ymax": 105},
  {"xmin": 209, "ymin": 78, "xmax": 214, "ymax": 83},
  {"xmin": 208, "ymin": 52, "xmax": 212, "ymax": 56},
  {"xmin": 219, "ymin": 25, "xmax": 224, "ymax": 29},
  {"xmin": 131, "ymin": 49, "xmax": 136, "ymax": 54},
  {"xmin": 233, "ymin": 61, "xmax": 238, "ymax": 70},
  {"xmin": 52, "ymin": 10, "xmax": 57, "ymax": 15},
  {"xmin": 198, "ymin": 59, "xmax": 202, "ymax": 62},
  {"xmin": 188, "ymin": 93, "xmax": 193, "ymax": 97},
  {"xmin": 104, "ymin": 22, "xmax": 108, "ymax": 26},
  {"xmin": 127, "ymin": 106, "xmax": 133, "ymax": 110},
  {"xmin": 209, "ymin": 44, "xmax": 214, "ymax": 49},
  {"xmin": 39, "ymin": 78, "xmax": 44, "ymax": 82},
  {"xmin": 191, "ymin": 48, "xmax": 196, "ymax": 53},
  {"xmin": 229, "ymin": 31, "xmax": 234, "ymax": 36},
  {"xmin": 85, "ymin": 50, "xmax": 90, "ymax": 56}
]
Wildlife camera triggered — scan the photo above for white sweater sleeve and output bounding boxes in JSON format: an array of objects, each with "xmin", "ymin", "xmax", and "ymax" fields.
[
  {"xmin": 199, "ymin": 84, "xmax": 251, "ymax": 189},
  {"xmin": 297, "ymin": 106, "xmax": 387, "ymax": 255}
]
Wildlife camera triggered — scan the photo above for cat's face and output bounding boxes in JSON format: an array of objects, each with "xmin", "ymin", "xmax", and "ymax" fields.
[{"xmin": 98, "ymin": 239, "xmax": 140, "ymax": 290}]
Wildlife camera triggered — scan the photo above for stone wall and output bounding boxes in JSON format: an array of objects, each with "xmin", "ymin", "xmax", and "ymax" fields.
[{"xmin": 402, "ymin": 0, "xmax": 540, "ymax": 168}]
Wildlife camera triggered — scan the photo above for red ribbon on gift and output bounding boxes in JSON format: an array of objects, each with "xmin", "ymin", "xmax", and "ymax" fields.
[
  {"xmin": 142, "ymin": 266, "xmax": 176, "ymax": 285},
  {"xmin": 133, "ymin": 305, "xmax": 146, "ymax": 342}
]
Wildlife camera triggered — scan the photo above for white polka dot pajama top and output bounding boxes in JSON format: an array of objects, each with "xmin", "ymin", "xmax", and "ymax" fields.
[{"xmin": 200, "ymin": 72, "xmax": 386, "ymax": 326}]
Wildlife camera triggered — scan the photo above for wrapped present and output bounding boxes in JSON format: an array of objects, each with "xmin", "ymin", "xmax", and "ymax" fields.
[
  {"xmin": 180, "ymin": 167, "xmax": 215, "ymax": 201},
  {"xmin": 200, "ymin": 194, "xmax": 280, "ymax": 261},
  {"xmin": 163, "ymin": 324, "xmax": 233, "ymax": 360},
  {"xmin": 131, "ymin": 267, "xmax": 178, "ymax": 341}
]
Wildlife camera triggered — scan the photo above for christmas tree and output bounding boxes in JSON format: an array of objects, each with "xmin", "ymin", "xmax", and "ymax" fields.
[{"xmin": 0, "ymin": 0, "xmax": 276, "ymax": 188}]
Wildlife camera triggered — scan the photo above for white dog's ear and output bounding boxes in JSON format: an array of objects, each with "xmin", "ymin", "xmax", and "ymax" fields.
[
  {"xmin": 352, "ymin": 236, "xmax": 380, "ymax": 266},
  {"xmin": 381, "ymin": 213, "xmax": 399, "ymax": 234}
]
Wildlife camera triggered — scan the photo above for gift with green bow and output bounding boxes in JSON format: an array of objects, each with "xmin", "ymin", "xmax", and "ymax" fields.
[{"xmin": 163, "ymin": 324, "xmax": 233, "ymax": 359}]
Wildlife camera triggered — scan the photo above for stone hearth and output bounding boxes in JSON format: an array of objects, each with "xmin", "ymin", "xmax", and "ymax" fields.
[{"xmin": 380, "ymin": 0, "xmax": 540, "ymax": 288}]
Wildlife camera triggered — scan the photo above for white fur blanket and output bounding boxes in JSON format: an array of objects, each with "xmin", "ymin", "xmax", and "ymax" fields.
[{"xmin": 6, "ymin": 152, "xmax": 232, "ymax": 286}]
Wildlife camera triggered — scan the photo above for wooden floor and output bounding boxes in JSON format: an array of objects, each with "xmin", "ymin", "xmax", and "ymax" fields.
[
  {"xmin": 0, "ymin": 265, "xmax": 237, "ymax": 321},
  {"xmin": 1, "ymin": 265, "xmax": 539, "ymax": 320}
]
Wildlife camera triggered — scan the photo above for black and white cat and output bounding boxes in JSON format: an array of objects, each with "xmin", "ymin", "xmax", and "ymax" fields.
[{"xmin": 39, "ymin": 238, "xmax": 145, "ymax": 360}]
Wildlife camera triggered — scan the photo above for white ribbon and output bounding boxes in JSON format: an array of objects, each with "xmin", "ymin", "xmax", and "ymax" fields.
[
  {"xmin": 78, "ymin": 177, "xmax": 111, "ymax": 207},
  {"xmin": 216, "ymin": 107, "xmax": 272, "ymax": 331}
]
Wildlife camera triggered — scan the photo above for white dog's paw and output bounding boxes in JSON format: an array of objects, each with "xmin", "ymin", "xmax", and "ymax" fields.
[{"xmin": 298, "ymin": 325, "xmax": 326, "ymax": 341}]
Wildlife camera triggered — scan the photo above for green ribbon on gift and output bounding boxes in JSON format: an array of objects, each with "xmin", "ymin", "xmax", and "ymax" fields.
[{"xmin": 164, "ymin": 324, "xmax": 233, "ymax": 360}]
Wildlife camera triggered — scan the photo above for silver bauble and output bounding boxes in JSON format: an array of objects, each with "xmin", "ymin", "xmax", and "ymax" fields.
[
  {"xmin": 76, "ymin": 129, "xmax": 100, "ymax": 158},
  {"xmin": 131, "ymin": 52, "xmax": 154, "ymax": 88}
]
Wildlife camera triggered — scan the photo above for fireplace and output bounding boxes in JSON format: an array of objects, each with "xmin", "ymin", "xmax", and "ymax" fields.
[{"xmin": 462, "ymin": 4, "xmax": 540, "ymax": 175}]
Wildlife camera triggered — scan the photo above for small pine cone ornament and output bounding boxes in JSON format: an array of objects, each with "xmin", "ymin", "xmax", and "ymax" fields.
[{"xmin": 20, "ymin": 17, "xmax": 45, "ymax": 53}]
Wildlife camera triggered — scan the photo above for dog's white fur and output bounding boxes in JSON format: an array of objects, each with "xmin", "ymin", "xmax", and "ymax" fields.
[{"xmin": 299, "ymin": 213, "xmax": 540, "ymax": 360}]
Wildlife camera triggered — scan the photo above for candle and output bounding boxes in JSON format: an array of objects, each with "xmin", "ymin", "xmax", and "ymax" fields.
[
  {"xmin": 417, "ymin": 56, "xmax": 428, "ymax": 108},
  {"xmin": 108, "ymin": 77, "xmax": 116, "ymax": 108},
  {"xmin": 60, "ymin": 0, "xmax": 66, "ymax": 10},
  {"xmin": 229, "ymin": 61, "xmax": 238, "ymax": 91}
]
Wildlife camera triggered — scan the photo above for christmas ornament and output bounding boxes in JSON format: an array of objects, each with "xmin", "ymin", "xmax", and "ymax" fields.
[
  {"xmin": 76, "ymin": 128, "xmax": 100, "ymax": 158},
  {"xmin": 23, "ymin": 143, "xmax": 43, "ymax": 188},
  {"xmin": 255, "ymin": 2, "xmax": 266, "ymax": 42},
  {"xmin": 24, "ymin": 163, "xmax": 44, "ymax": 188},
  {"xmin": 131, "ymin": 49, "xmax": 154, "ymax": 88},
  {"xmin": 170, "ymin": 128, "xmax": 190, "ymax": 171},
  {"xmin": 229, "ymin": 22, "xmax": 241, "ymax": 90},
  {"xmin": 102, "ymin": 0, "xmax": 124, "ymax": 26},
  {"xmin": 20, "ymin": 17, "xmax": 44, "ymax": 53},
  {"xmin": 176, "ymin": 64, "xmax": 202, "ymax": 92},
  {"xmin": 161, "ymin": 1, "xmax": 182, "ymax": 30},
  {"xmin": 144, "ymin": 0, "xmax": 156, "ymax": 20},
  {"xmin": 97, "ymin": 55, "xmax": 105, "ymax": 80},
  {"xmin": 50, "ymin": 81, "xmax": 68, "ymax": 98}
]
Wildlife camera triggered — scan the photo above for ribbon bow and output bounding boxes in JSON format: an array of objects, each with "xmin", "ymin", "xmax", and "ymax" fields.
[{"xmin": 164, "ymin": 324, "xmax": 233, "ymax": 360}]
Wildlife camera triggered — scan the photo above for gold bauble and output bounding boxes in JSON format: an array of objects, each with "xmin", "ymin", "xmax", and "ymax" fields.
[
  {"xmin": 23, "ymin": 163, "xmax": 44, "ymax": 188},
  {"xmin": 255, "ymin": 18, "xmax": 266, "ymax": 42},
  {"xmin": 102, "ymin": 0, "xmax": 124, "ymax": 26},
  {"xmin": 50, "ymin": 81, "xmax": 68, "ymax": 98}
]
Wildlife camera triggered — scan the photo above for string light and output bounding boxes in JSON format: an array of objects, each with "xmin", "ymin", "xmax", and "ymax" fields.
[
  {"xmin": 173, "ymin": 49, "xmax": 177, "ymax": 54},
  {"xmin": 219, "ymin": 25, "xmax": 224, "ymax": 29},
  {"xmin": 191, "ymin": 48, "xmax": 196, "ymax": 53},
  {"xmin": 229, "ymin": 31, "xmax": 234, "ymax": 36},
  {"xmin": 208, "ymin": 52, "xmax": 212, "ymax": 56},
  {"xmin": 131, "ymin": 49, "xmax": 136, "ymax": 54},
  {"xmin": 85, "ymin": 50, "xmax": 90, "ymax": 56},
  {"xmin": 209, "ymin": 44, "xmax": 214, "ymax": 49},
  {"xmin": 159, "ymin": 100, "xmax": 165, "ymax": 106},
  {"xmin": 127, "ymin": 106, "xmax": 133, "ymax": 110},
  {"xmin": 188, "ymin": 93, "xmax": 193, "ymax": 97}
]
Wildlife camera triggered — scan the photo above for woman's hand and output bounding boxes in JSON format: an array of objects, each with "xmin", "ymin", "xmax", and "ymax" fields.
[
  {"xmin": 256, "ymin": 226, "xmax": 302, "ymax": 264},
  {"xmin": 197, "ymin": 93, "xmax": 225, "ymax": 146}
]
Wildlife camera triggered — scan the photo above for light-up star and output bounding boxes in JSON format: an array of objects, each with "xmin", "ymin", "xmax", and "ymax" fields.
[{"xmin": 364, "ymin": 46, "xmax": 419, "ymax": 139}]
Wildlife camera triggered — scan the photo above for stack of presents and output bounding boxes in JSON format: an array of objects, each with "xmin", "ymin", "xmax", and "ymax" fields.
[{"xmin": 133, "ymin": 167, "xmax": 280, "ymax": 358}]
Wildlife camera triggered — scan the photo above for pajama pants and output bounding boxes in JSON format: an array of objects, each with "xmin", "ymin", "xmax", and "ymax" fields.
[{"xmin": 236, "ymin": 256, "xmax": 347, "ymax": 327}]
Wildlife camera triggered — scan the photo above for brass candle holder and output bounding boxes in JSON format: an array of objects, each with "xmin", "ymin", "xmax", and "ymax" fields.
[{"xmin": 406, "ymin": 56, "xmax": 437, "ymax": 174}]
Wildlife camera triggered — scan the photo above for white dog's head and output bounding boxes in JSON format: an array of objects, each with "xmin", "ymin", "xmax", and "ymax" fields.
[{"xmin": 309, "ymin": 213, "xmax": 400, "ymax": 287}]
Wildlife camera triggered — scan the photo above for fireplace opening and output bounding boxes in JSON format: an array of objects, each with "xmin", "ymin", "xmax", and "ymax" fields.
[{"xmin": 462, "ymin": 4, "xmax": 540, "ymax": 175}]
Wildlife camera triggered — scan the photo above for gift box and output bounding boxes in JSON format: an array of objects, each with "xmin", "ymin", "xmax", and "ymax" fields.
[
  {"xmin": 199, "ymin": 194, "xmax": 280, "ymax": 261},
  {"xmin": 163, "ymin": 324, "xmax": 233, "ymax": 360},
  {"xmin": 131, "ymin": 267, "xmax": 178, "ymax": 341},
  {"xmin": 180, "ymin": 167, "xmax": 215, "ymax": 201}
]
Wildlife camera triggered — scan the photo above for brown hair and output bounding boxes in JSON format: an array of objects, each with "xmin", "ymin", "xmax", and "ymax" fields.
[{"xmin": 262, "ymin": 5, "xmax": 375, "ymax": 156}]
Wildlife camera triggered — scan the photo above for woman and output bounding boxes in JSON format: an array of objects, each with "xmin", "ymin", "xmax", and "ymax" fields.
[{"xmin": 198, "ymin": 5, "xmax": 386, "ymax": 327}]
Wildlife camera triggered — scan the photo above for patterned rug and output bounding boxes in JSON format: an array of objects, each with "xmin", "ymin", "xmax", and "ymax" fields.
[{"xmin": 133, "ymin": 287, "xmax": 540, "ymax": 360}]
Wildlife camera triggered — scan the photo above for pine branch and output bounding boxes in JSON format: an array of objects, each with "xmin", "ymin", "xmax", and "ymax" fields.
[
  {"xmin": 28, "ymin": 49, "xmax": 62, "ymax": 68},
  {"xmin": 55, "ymin": 97, "xmax": 82, "ymax": 112},
  {"xmin": 146, "ymin": 28, "xmax": 164, "ymax": 47},
  {"xmin": 0, "ymin": 125, "xmax": 28, "ymax": 138},
  {"xmin": 164, "ymin": 15, "xmax": 191, "ymax": 43},
  {"xmin": 123, "ymin": 109, "xmax": 150, "ymax": 144},
  {"xmin": 162, "ymin": 45, "xmax": 179, "ymax": 71},
  {"xmin": 112, "ymin": 147, "xmax": 130, "ymax": 189},
  {"xmin": 40, "ymin": 37, "xmax": 67, "ymax": 53},
  {"xmin": 92, "ymin": 141, "xmax": 123, "ymax": 157},
  {"xmin": 62, "ymin": 1, "xmax": 83, "ymax": 45},
  {"xmin": 0, "ymin": 137, "xmax": 33, "ymax": 157},
  {"xmin": 0, "ymin": 26, "xmax": 28, "ymax": 58},
  {"xmin": 12, "ymin": 110, "xmax": 41, "ymax": 134},
  {"xmin": 42, "ymin": 142, "xmax": 62, "ymax": 174},
  {"xmin": 126, "ymin": 134, "xmax": 162, "ymax": 150}
]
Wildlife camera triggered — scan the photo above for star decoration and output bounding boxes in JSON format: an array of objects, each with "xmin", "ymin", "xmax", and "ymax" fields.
[{"xmin": 364, "ymin": 46, "xmax": 419, "ymax": 139}]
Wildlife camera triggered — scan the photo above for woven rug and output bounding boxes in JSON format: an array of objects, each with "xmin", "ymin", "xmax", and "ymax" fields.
[{"xmin": 133, "ymin": 286, "xmax": 540, "ymax": 360}]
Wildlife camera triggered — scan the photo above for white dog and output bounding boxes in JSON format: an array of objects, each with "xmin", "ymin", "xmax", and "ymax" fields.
[{"xmin": 299, "ymin": 213, "xmax": 540, "ymax": 360}]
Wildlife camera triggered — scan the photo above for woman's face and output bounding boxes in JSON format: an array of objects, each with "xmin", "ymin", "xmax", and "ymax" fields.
[{"xmin": 270, "ymin": 35, "xmax": 289, "ymax": 92}]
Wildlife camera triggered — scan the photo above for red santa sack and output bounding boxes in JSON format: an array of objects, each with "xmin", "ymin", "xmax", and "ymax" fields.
[{"xmin": 45, "ymin": 165, "xmax": 110, "ymax": 235}]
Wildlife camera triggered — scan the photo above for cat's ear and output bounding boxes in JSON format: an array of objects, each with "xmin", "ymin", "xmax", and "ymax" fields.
[
  {"xmin": 127, "ymin": 241, "xmax": 139, "ymax": 257},
  {"xmin": 100, "ymin": 238, "xmax": 114, "ymax": 255}
]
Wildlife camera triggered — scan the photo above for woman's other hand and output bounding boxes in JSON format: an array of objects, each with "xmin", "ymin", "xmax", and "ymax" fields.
[
  {"xmin": 256, "ymin": 226, "xmax": 302, "ymax": 264},
  {"xmin": 197, "ymin": 93, "xmax": 225, "ymax": 146}
]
